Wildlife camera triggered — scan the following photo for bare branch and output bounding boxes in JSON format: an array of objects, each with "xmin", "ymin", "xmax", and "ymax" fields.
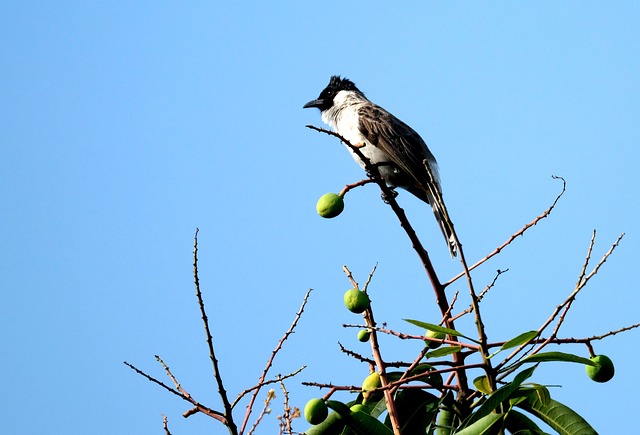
[
  {"xmin": 445, "ymin": 176, "xmax": 566, "ymax": 287},
  {"xmin": 586, "ymin": 323, "xmax": 640, "ymax": 341},
  {"xmin": 451, "ymin": 269, "xmax": 508, "ymax": 322},
  {"xmin": 162, "ymin": 414, "xmax": 172, "ymax": 435},
  {"xmin": 277, "ymin": 376, "xmax": 298, "ymax": 435},
  {"xmin": 340, "ymin": 178, "xmax": 375, "ymax": 197},
  {"xmin": 363, "ymin": 263, "xmax": 379, "ymax": 293},
  {"xmin": 441, "ymin": 290, "xmax": 459, "ymax": 325},
  {"xmin": 238, "ymin": 289, "xmax": 312, "ymax": 434},
  {"xmin": 232, "ymin": 366, "xmax": 306, "ymax": 408},
  {"xmin": 532, "ymin": 232, "xmax": 625, "ymax": 352},
  {"xmin": 495, "ymin": 232, "xmax": 625, "ymax": 376},
  {"xmin": 124, "ymin": 361, "xmax": 184, "ymax": 401},
  {"xmin": 192, "ymin": 229, "xmax": 238, "ymax": 433},
  {"xmin": 123, "ymin": 360, "xmax": 228, "ymax": 424},
  {"xmin": 247, "ymin": 389, "xmax": 275, "ymax": 435}
]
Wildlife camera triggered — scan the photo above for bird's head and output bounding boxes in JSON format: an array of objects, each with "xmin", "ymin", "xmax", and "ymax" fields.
[{"xmin": 303, "ymin": 75, "xmax": 362, "ymax": 112}]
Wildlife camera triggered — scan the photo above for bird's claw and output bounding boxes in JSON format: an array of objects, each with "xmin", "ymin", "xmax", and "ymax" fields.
[{"xmin": 381, "ymin": 189, "xmax": 398, "ymax": 204}]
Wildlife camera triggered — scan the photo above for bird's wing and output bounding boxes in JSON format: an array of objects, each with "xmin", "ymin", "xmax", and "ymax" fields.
[
  {"xmin": 357, "ymin": 104, "xmax": 441, "ymax": 189},
  {"xmin": 357, "ymin": 104, "xmax": 457, "ymax": 257}
]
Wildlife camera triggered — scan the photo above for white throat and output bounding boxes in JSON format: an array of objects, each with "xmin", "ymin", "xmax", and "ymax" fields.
[{"xmin": 321, "ymin": 90, "xmax": 367, "ymax": 130}]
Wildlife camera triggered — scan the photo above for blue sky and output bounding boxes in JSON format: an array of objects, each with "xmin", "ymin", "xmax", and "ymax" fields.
[{"xmin": 2, "ymin": 2, "xmax": 638, "ymax": 434}]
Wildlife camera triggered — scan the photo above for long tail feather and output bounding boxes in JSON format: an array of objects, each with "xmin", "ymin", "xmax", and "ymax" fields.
[{"xmin": 424, "ymin": 189, "xmax": 458, "ymax": 258}]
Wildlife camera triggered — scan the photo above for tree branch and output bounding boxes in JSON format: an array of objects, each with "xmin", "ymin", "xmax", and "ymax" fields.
[{"xmin": 192, "ymin": 229, "xmax": 238, "ymax": 434}]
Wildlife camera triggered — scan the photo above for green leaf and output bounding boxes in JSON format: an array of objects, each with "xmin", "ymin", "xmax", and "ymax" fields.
[
  {"xmin": 348, "ymin": 410, "xmax": 394, "ymax": 435},
  {"xmin": 516, "ymin": 393, "xmax": 597, "ymax": 435},
  {"xmin": 463, "ymin": 365, "xmax": 537, "ymax": 429},
  {"xmin": 455, "ymin": 412, "xmax": 504, "ymax": 435},
  {"xmin": 435, "ymin": 407, "xmax": 454, "ymax": 435},
  {"xmin": 523, "ymin": 384, "xmax": 551, "ymax": 407},
  {"xmin": 504, "ymin": 409, "xmax": 550, "ymax": 434},
  {"xmin": 425, "ymin": 345, "xmax": 462, "ymax": 359},
  {"xmin": 304, "ymin": 411, "xmax": 345, "ymax": 435},
  {"xmin": 370, "ymin": 396, "xmax": 388, "ymax": 419},
  {"xmin": 403, "ymin": 319, "xmax": 477, "ymax": 342},
  {"xmin": 390, "ymin": 389, "xmax": 439, "ymax": 434},
  {"xmin": 403, "ymin": 364, "xmax": 444, "ymax": 387},
  {"xmin": 521, "ymin": 352, "xmax": 596, "ymax": 366},
  {"xmin": 325, "ymin": 400, "xmax": 393, "ymax": 435},
  {"xmin": 473, "ymin": 375, "xmax": 492, "ymax": 394},
  {"xmin": 491, "ymin": 330, "xmax": 539, "ymax": 356},
  {"xmin": 385, "ymin": 371, "xmax": 404, "ymax": 383}
]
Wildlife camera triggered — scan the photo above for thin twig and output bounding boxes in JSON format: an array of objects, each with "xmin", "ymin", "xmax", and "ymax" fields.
[
  {"xmin": 277, "ymin": 375, "xmax": 299, "ymax": 435},
  {"xmin": 232, "ymin": 367, "xmax": 306, "ymax": 408},
  {"xmin": 341, "ymin": 324, "xmax": 481, "ymax": 351},
  {"xmin": 362, "ymin": 285, "xmax": 402, "ymax": 433},
  {"xmin": 162, "ymin": 414, "xmax": 172, "ymax": 435},
  {"xmin": 338, "ymin": 341, "xmax": 375, "ymax": 364},
  {"xmin": 451, "ymin": 269, "xmax": 508, "ymax": 322},
  {"xmin": 342, "ymin": 264, "xmax": 358, "ymax": 289},
  {"xmin": 363, "ymin": 263, "xmax": 378, "ymax": 293},
  {"xmin": 238, "ymin": 289, "xmax": 312, "ymax": 434},
  {"xmin": 445, "ymin": 176, "xmax": 566, "ymax": 288},
  {"xmin": 547, "ymin": 231, "xmax": 598, "ymax": 341},
  {"xmin": 532, "ymin": 232, "xmax": 625, "ymax": 353},
  {"xmin": 484, "ymin": 323, "xmax": 640, "ymax": 350},
  {"xmin": 340, "ymin": 179, "xmax": 376, "ymax": 197},
  {"xmin": 586, "ymin": 322, "xmax": 640, "ymax": 340},
  {"xmin": 392, "ymin": 347, "xmax": 431, "ymax": 395},
  {"xmin": 247, "ymin": 389, "xmax": 275, "ymax": 435},
  {"xmin": 441, "ymin": 291, "xmax": 459, "ymax": 325},
  {"xmin": 495, "ymin": 232, "xmax": 624, "ymax": 377},
  {"xmin": 193, "ymin": 229, "xmax": 238, "ymax": 433},
  {"xmin": 124, "ymin": 361, "xmax": 186, "ymax": 402},
  {"xmin": 123, "ymin": 360, "xmax": 228, "ymax": 423}
]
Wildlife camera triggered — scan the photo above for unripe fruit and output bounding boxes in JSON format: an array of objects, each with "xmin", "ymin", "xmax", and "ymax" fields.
[
  {"xmin": 586, "ymin": 354, "xmax": 615, "ymax": 383},
  {"xmin": 357, "ymin": 329, "xmax": 371, "ymax": 342},
  {"xmin": 350, "ymin": 404, "xmax": 367, "ymax": 413},
  {"xmin": 424, "ymin": 329, "xmax": 447, "ymax": 349},
  {"xmin": 361, "ymin": 372, "xmax": 382, "ymax": 404},
  {"xmin": 304, "ymin": 398, "xmax": 329, "ymax": 425},
  {"xmin": 343, "ymin": 289, "xmax": 370, "ymax": 313},
  {"xmin": 316, "ymin": 193, "xmax": 344, "ymax": 218}
]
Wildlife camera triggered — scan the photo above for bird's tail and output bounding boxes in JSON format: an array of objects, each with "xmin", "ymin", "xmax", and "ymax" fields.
[
  {"xmin": 427, "ymin": 190, "xmax": 458, "ymax": 258},
  {"xmin": 419, "ymin": 159, "xmax": 458, "ymax": 258},
  {"xmin": 410, "ymin": 179, "xmax": 458, "ymax": 258}
]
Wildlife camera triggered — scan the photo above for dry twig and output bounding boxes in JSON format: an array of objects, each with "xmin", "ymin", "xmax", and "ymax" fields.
[{"xmin": 238, "ymin": 289, "xmax": 312, "ymax": 434}]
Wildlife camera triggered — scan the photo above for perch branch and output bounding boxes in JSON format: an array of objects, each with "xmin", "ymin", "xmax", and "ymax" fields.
[{"xmin": 308, "ymin": 124, "xmax": 470, "ymax": 398}]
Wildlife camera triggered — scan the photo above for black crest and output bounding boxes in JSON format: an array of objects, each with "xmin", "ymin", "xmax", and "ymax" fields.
[
  {"xmin": 327, "ymin": 75, "xmax": 359, "ymax": 93},
  {"xmin": 303, "ymin": 75, "xmax": 364, "ymax": 111}
]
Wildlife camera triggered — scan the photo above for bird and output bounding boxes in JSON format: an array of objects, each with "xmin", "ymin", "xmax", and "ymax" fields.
[{"xmin": 303, "ymin": 75, "xmax": 457, "ymax": 257}]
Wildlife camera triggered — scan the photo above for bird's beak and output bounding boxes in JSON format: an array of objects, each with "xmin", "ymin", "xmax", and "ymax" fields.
[{"xmin": 303, "ymin": 98, "xmax": 324, "ymax": 109}]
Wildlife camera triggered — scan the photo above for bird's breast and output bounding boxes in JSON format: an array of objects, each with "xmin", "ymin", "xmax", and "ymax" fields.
[{"xmin": 323, "ymin": 107, "xmax": 392, "ymax": 170}]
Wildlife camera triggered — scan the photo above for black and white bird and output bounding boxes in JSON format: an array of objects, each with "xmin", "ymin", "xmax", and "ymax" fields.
[{"xmin": 304, "ymin": 75, "xmax": 457, "ymax": 257}]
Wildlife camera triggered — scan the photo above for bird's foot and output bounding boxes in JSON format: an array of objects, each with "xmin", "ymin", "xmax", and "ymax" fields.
[{"xmin": 381, "ymin": 189, "xmax": 398, "ymax": 204}]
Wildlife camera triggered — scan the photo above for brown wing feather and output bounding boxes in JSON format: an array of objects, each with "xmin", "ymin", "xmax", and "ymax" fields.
[
  {"xmin": 357, "ymin": 104, "xmax": 440, "ymax": 190},
  {"xmin": 357, "ymin": 104, "xmax": 457, "ymax": 257}
]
